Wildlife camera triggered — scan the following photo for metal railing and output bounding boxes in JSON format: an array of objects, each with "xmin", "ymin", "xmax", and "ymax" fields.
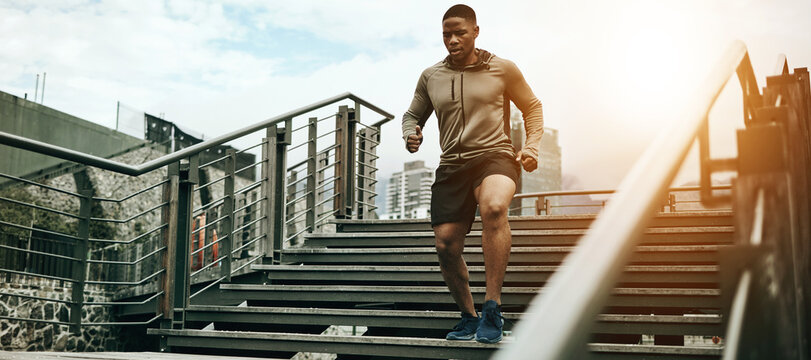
[
  {"xmin": 0, "ymin": 168, "xmax": 169, "ymax": 332},
  {"xmin": 511, "ymin": 185, "xmax": 732, "ymax": 215},
  {"xmin": 0, "ymin": 92, "xmax": 393, "ymax": 332},
  {"xmin": 717, "ymin": 55, "xmax": 811, "ymax": 359},
  {"xmin": 496, "ymin": 41, "xmax": 811, "ymax": 359}
]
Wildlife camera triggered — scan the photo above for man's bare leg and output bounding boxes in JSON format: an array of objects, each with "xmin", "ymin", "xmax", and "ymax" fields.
[
  {"xmin": 473, "ymin": 174, "xmax": 516, "ymax": 305},
  {"xmin": 434, "ymin": 222, "xmax": 476, "ymax": 316}
]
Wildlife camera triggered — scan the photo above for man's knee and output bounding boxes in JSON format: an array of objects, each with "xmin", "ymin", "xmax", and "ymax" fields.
[
  {"xmin": 436, "ymin": 235, "xmax": 463, "ymax": 258},
  {"xmin": 434, "ymin": 224, "xmax": 466, "ymax": 258},
  {"xmin": 479, "ymin": 200, "xmax": 509, "ymax": 223}
]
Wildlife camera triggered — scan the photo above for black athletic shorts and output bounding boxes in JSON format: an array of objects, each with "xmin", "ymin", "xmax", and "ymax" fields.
[{"xmin": 430, "ymin": 151, "xmax": 520, "ymax": 231}]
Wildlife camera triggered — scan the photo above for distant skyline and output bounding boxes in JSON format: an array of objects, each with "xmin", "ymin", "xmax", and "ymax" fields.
[{"xmin": 2, "ymin": 0, "xmax": 810, "ymax": 190}]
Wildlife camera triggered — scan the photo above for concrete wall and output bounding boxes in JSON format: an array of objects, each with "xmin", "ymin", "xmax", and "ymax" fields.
[{"xmin": 0, "ymin": 90, "xmax": 145, "ymax": 178}]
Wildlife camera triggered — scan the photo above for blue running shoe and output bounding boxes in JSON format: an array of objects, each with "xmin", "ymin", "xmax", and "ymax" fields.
[
  {"xmin": 446, "ymin": 312, "xmax": 479, "ymax": 340},
  {"xmin": 475, "ymin": 300, "xmax": 504, "ymax": 343}
]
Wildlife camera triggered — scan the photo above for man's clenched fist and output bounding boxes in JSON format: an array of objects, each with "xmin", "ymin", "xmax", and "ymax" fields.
[
  {"xmin": 515, "ymin": 149, "xmax": 538, "ymax": 172},
  {"xmin": 406, "ymin": 125, "xmax": 423, "ymax": 153}
]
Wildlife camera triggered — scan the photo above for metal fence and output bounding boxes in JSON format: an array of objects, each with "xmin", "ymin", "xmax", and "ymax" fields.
[
  {"xmin": 511, "ymin": 185, "xmax": 732, "ymax": 215},
  {"xmin": 0, "ymin": 92, "xmax": 392, "ymax": 332}
]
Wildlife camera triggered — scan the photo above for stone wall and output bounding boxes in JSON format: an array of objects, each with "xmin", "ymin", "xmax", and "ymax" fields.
[{"xmin": 0, "ymin": 281, "xmax": 118, "ymax": 352}]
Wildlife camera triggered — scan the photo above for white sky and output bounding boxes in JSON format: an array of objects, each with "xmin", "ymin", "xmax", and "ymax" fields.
[{"xmin": 2, "ymin": 0, "xmax": 810, "ymax": 190}]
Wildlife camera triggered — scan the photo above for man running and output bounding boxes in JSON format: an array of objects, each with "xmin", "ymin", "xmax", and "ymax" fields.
[{"xmin": 402, "ymin": 4, "xmax": 544, "ymax": 344}]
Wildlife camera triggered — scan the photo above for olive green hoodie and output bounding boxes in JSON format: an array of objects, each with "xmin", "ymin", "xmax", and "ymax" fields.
[{"xmin": 402, "ymin": 49, "xmax": 544, "ymax": 166}]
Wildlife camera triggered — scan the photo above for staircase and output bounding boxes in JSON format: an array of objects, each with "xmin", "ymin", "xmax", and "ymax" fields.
[
  {"xmin": 3, "ymin": 46, "xmax": 808, "ymax": 359},
  {"xmin": 149, "ymin": 211, "xmax": 730, "ymax": 359}
]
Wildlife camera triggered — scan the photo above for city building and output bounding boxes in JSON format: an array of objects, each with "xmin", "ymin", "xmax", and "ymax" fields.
[
  {"xmin": 510, "ymin": 105, "xmax": 563, "ymax": 215},
  {"xmin": 382, "ymin": 160, "xmax": 434, "ymax": 219}
]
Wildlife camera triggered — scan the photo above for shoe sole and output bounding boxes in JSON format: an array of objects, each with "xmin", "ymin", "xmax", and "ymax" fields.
[
  {"xmin": 475, "ymin": 334, "xmax": 503, "ymax": 344},
  {"xmin": 446, "ymin": 334, "xmax": 476, "ymax": 341}
]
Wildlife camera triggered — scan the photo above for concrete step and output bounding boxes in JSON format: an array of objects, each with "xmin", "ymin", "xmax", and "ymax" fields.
[
  {"xmin": 216, "ymin": 284, "xmax": 722, "ymax": 310},
  {"xmin": 256, "ymin": 264, "xmax": 720, "ymax": 285},
  {"xmin": 149, "ymin": 329, "xmax": 499, "ymax": 359},
  {"xmin": 148, "ymin": 329, "xmax": 723, "ymax": 359},
  {"xmin": 303, "ymin": 226, "xmax": 733, "ymax": 248},
  {"xmin": 279, "ymin": 245, "xmax": 727, "ymax": 265},
  {"xmin": 332, "ymin": 211, "xmax": 733, "ymax": 232},
  {"xmin": 588, "ymin": 343, "xmax": 723, "ymax": 359},
  {"xmin": 184, "ymin": 305, "xmax": 723, "ymax": 336}
]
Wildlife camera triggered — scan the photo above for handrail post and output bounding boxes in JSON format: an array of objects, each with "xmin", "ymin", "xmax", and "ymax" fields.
[
  {"xmin": 306, "ymin": 117, "xmax": 317, "ymax": 231},
  {"xmin": 266, "ymin": 122, "xmax": 290, "ymax": 263},
  {"xmin": 261, "ymin": 131, "xmax": 271, "ymax": 257},
  {"xmin": 173, "ymin": 162, "xmax": 193, "ymax": 324},
  {"xmin": 535, "ymin": 196, "xmax": 546, "ymax": 215},
  {"xmin": 315, "ymin": 152, "xmax": 329, "ymax": 230},
  {"xmin": 668, "ymin": 193, "xmax": 676, "ymax": 212},
  {"xmin": 334, "ymin": 105, "xmax": 356, "ymax": 219},
  {"xmin": 69, "ymin": 182, "xmax": 91, "ymax": 334},
  {"xmin": 159, "ymin": 165, "xmax": 179, "ymax": 333},
  {"xmin": 221, "ymin": 149, "xmax": 236, "ymax": 282}
]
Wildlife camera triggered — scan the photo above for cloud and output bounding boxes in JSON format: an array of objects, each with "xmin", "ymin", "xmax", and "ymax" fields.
[{"xmin": 2, "ymin": 0, "xmax": 810, "ymax": 191}]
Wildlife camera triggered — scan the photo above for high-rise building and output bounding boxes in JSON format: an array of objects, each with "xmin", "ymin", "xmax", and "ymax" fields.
[
  {"xmin": 382, "ymin": 160, "xmax": 434, "ymax": 219},
  {"xmin": 510, "ymin": 105, "xmax": 563, "ymax": 215}
]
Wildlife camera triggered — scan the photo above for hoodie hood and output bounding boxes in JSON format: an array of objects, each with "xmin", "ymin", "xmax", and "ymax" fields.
[{"xmin": 443, "ymin": 49, "xmax": 494, "ymax": 71}]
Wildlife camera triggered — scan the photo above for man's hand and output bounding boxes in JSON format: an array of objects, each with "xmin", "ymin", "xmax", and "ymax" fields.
[
  {"xmin": 515, "ymin": 149, "xmax": 538, "ymax": 172},
  {"xmin": 406, "ymin": 125, "xmax": 423, "ymax": 153}
]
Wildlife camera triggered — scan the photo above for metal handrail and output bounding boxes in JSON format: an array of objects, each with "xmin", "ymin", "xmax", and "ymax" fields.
[
  {"xmin": 514, "ymin": 185, "xmax": 732, "ymax": 200},
  {"xmin": 0, "ymin": 92, "xmax": 394, "ymax": 176},
  {"xmin": 495, "ymin": 40, "xmax": 750, "ymax": 360}
]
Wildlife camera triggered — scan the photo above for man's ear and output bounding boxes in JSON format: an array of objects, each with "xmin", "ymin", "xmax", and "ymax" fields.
[{"xmin": 474, "ymin": 25, "xmax": 480, "ymax": 38}]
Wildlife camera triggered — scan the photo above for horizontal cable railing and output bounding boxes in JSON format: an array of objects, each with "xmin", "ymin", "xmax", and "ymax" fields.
[{"xmin": 0, "ymin": 92, "xmax": 393, "ymax": 333}]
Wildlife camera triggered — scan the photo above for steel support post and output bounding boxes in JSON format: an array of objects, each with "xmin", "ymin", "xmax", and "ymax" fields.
[
  {"xmin": 535, "ymin": 196, "xmax": 546, "ymax": 216},
  {"xmin": 261, "ymin": 128, "xmax": 272, "ymax": 260},
  {"xmin": 306, "ymin": 117, "xmax": 317, "ymax": 232},
  {"xmin": 160, "ymin": 169, "xmax": 180, "ymax": 331},
  {"xmin": 173, "ymin": 162, "xmax": 194, "ymax": 325},
  {"xmin": 346, "ymin": 110, "xmax": 356, "ymax": 217},
  {"xmin": 334, "ymin": 106, "xmax": 356, "ymax": 219},
  {"xmin": 315, "ymin": 152, "xmax": 328, "ymax": 231},
  {"xmin": 221, "ymin": 149, "xmax": 236, "ymax": 282},
  {"xmin": 69, "ymin": 184, "xmax": 91, "ymax": 334},
  {"xmin": 668, "ymin": 193, "xmax": 676, "ymax": 212},
  {"xmin": 267, "ymin": 122, "xmax": 290, "ymax": 263}
]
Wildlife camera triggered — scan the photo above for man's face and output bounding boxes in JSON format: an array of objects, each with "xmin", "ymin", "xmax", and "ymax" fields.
[{"xmin": 442, "ymin": 17, "xmax": 479, "ymax": 65}]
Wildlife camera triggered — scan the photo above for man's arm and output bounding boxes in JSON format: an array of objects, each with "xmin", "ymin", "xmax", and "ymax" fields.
[
  {"xmin": 402, "ymin": 71, "xmax": 434, "ymax": 152},
  {"xmin": 504, "ymin": 60, "xmax": 543, "ymax": 171}
]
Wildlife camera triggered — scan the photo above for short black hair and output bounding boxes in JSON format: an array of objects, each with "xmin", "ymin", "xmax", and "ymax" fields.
[{"xmin": 443, "ymin": 4, "xmax": 476, "ymax": 24}]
